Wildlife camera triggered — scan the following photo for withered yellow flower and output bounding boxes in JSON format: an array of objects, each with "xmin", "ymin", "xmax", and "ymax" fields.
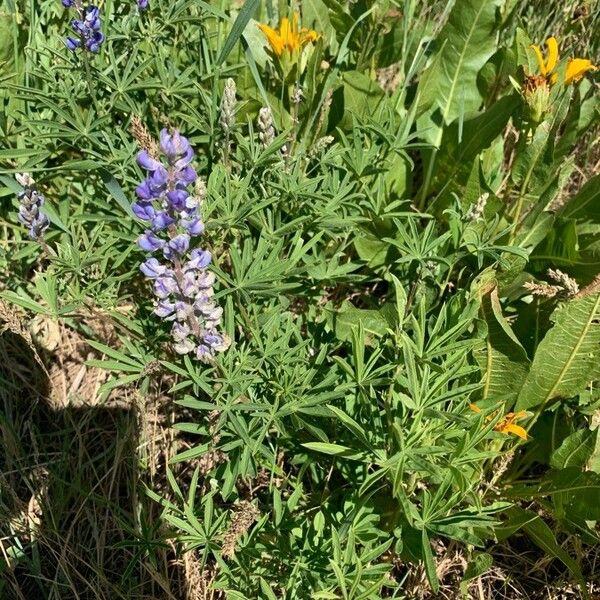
[
  {"xmin": 469, "ymin": 404, "xmax": 528, "ymax": 440},
  {"xmin": 258, "ymin": 13, "xmax": 319, "ymax": 57},
  {"xmin": 531, "ymin": 37, "xmax": 596, "ymax": 85}
]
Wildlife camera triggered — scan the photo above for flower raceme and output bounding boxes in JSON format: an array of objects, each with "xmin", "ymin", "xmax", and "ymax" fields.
[
  {"xmin": 258, "ymin": 13, "xmax": 318, "ymax": 58},
  {"xmin": 62, "ymin": 1, "xmax": 104, "ymax": 53},
  {"xmin": 469, "ymin": 404, "xmax": 528, "ymax": 440},
  {"xmin": 531, "ymin": 37, "xmax": 596, "ymax": 85},
  {"xmin": 15, "ymin": 173, "xmax": 49, "ymax": 241},
  {"xmin": 133, "ymin": 128, "xmax": 229, "ymax": 362}
]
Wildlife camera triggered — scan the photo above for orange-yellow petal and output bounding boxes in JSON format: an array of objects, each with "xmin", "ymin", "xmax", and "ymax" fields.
[
  {"xmin": 280, "ymin": 17, "xmax": 292, "ymax": 49},
  {"xmin": 291, "ymin": 12, "xmax": 300, "ymax": 35},
  {"xmin": 503, "ymin": 423, "xmax": 528, "ymax": 440},
  {"xmin": 531, "ymin": 44, "xmax": 547, "ymax": 77},
  {"xmin": 300, "ymin": 28, "xmax": 319, "ymax": 45},
  {"xmin": 258, "ymin": 23, "xmax": 285, "ymax": 56},
  {"xmin": 564, "ymin": 58, "xmax": 597, "ymax": 84},
  {"xmin": 545, "ymin": 37, "xmax": 559, "ymax": 74},
  {"xmin": 287, "ymin": 14, "xmax": 302, "ymax": 51},
  {"xmin": 469, "ymin": 403, "xmax": 482, "ymax": 413}
]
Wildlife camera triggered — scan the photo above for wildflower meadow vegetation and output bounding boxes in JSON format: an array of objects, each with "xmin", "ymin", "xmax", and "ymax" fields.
[{"xmin": 1, "ymin": 0, "xmax": 599, "ymax": 598}]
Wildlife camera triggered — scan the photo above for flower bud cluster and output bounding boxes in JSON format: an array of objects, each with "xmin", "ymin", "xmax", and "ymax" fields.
[
  {"xmin": 16, "ymin": 174, "xmax": 49, "ymax": 240},
  {"xmin": 62, "ymin": 1, "xmax": 104, "ymax": 53},
  {"xmin": 257, "ymin": 107, "xmax": 275, "ymax": 148},
  {"xmin": 134, "ymin": 129, "xmax": 229, "ymax": 362},
  {"xmin": 465, "ymin": 192, "xmax": 489, "ymax": 223},
  {"xmin": 219, "ymin": 78, "xmax": 237, "ymax": 135}
]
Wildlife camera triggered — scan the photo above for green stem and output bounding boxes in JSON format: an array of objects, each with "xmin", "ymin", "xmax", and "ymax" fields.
[
  {"xmin": 418, "ymin": 147, "xmax": 438, "ymax": 211},
  {"xmin": 288, "ymin": 82, "xmax": 301, "ymax": 159},
  {"xmin": 82, "ymin": 52, "xmax": 100, "ymax": 113}
]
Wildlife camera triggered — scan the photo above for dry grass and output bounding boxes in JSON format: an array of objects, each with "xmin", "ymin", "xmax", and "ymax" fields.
[
  {"xmin": 0, "ymin": 303, "xmax": 212, "ymax": 600},
  {"xmin": 392, "ymin": 535, "xmax": 600, "ymax": 600}
]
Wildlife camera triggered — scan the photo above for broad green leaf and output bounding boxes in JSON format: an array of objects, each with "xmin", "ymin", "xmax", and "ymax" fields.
[
  {"xmin": 417, "ymin": 0, "xmax": 502, "ymax": 124},
  {"xmin": 302, "ymin": 0, "xmax": 337, "ymax": 50},
  {"xmin": 339, "ymin": 70, "xmax": 385, "ymax": 124},
  {"xmin": 559, "ymin": 174, "xmax": 600, "ymax": 223},
  {"xmin": 474, "ymin": 279, "xmax": 530, "ymax": 403},
  {"xmin": 546, "ymin": 468, "xmax": 600, "ymax": 521},
  {"xmin": 327, "ymin": 301, "xmax": 389, "ymax": 344},
  {"xmin": 502, "ymin": 507, "xmax": 584, "ymax": 584},
  {"xmin": 515, "ymin": 293, "xmax": 600, "ymax": 411},
  {"xmin": 353, "ymin": 234, "xmax": 390, "ymax": 268},
  {"xmin": 510, "ymin": 120, "xmax": 550, "ymax": 190},
  {"xmin": 503, "ymin": 468, "xmax": 600, "ymax": 521},
  {"xmin": 550, "ymin": 429, "xmax": 597, "ymax": 469},
  {"xmin": 432, "ymin": 93, "xmax": 519, "ymax": 193}
]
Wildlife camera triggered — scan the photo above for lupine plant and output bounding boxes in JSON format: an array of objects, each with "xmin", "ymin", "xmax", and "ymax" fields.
[{"xmin": 1, "ymin": 0, "xmax": 599, "ymax": 598}]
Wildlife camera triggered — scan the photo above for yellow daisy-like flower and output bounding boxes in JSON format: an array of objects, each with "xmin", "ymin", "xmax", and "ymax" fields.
[
  {"xmin": 469, "ymin": 404, "xmax": 529, "ymax": 440},
  {"xmin": 258, "ymin": 13, "xmax": 319, "ymax": 57},
  {"xmin": 531, "ymin": 37, "xmax": 596, "ymax": 85}
]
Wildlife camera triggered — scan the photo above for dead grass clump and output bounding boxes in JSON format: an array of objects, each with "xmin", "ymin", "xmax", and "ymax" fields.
[{"xmin": 0, "ymin": 302, "xmax": 211, "ymax": 599}]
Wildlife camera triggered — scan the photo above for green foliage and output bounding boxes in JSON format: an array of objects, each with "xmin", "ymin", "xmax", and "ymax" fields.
[
  {"xmin": 1, "ymin": 0, "xmax": 599, "ymax": 597},
  {"xmin": 516, "ymin": 293, "xmax": 600, "ymax": 411}
]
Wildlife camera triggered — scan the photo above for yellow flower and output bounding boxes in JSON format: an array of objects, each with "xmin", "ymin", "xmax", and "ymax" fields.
[
  {"xmin": 469, "ymin": 404, "xmax": 528, "ymax": 440},
  {"xmin": 531, "ymin": 37, "xmax": 596, "ymax": 86},
  {"xmin": 258, "ymin": 13, "xmax": 319, "ymax": 57}
]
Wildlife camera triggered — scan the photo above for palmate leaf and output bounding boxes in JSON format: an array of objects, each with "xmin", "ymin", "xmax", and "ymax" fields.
[
  {"xmin": 515, "ymin": 293, "xmax": 600, "ymax": 411},
  {"xmin": 473, "ymin": 278, "xmax": 530, "ymax": 403}
]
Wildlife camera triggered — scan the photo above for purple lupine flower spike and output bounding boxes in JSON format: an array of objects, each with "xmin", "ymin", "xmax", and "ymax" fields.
[
  {"xmin": 137, "ymin": 0, "xmax": 149, "ymax": 9},
  {"xmin": 15, "ymin": 174, "xmax": 50, "ymax": 241},
  {"xmin": 63, "ymin": 2, "xmax": 104, "ymax": 53},
  {"xmin": 133, "ymin": 128, "xmax": 230, "ymax": 361}
]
